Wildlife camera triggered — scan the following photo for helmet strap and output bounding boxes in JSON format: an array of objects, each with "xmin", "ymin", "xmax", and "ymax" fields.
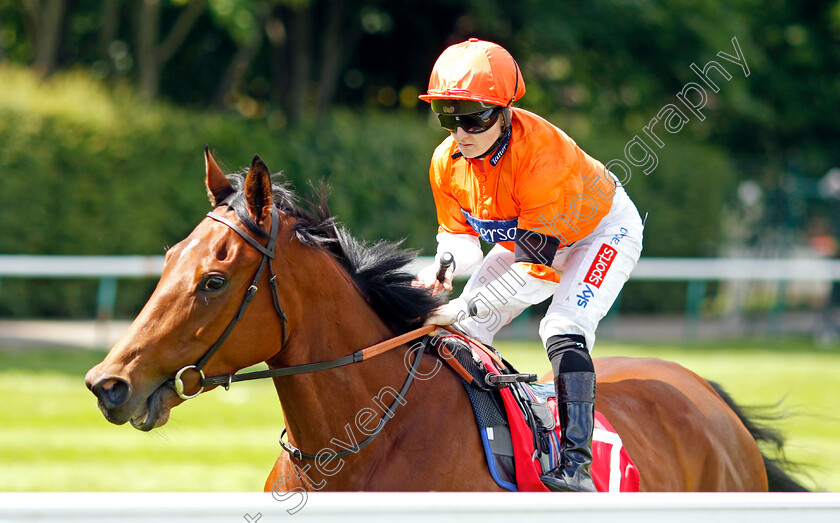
[
  {"xmin": 508, "ymin": 58, "xmax": 520, "ymax": 107},
  {"xmin": 475, "ymin": 123, "xmax": 512, "ymax": 162},
  {"xmin": 492, "ymin": 57, "xmax": 520, "ymax": 136}
]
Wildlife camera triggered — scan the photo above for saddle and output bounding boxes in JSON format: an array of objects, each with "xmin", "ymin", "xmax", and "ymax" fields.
[{"xmin": 432, "ymin": 331, "xmax": 640, "ymax": 492}]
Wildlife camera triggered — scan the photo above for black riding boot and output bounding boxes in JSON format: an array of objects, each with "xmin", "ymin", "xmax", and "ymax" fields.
[{"xmin": 540, "ymin": 371, "xmax": 597, "ymax": 492}]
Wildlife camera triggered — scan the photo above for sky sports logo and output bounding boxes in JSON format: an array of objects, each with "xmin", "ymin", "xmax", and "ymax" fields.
[{"xmin": 584, "ymin": 244, "xmax": 617, "ymax": 288}]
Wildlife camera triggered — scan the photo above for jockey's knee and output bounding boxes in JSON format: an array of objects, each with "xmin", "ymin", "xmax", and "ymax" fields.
[
  {"xmin": 539, "ymin": 314, "xmax": 596, "ymax": 352},
  {"xmin": 545, "ymin": 334, "xmax": 594, "ymax": 375}
]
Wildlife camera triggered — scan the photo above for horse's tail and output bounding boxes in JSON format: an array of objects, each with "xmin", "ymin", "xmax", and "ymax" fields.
[{"xmin": 707, "ymin": 380, "xmax": 810, "ymax": 492}]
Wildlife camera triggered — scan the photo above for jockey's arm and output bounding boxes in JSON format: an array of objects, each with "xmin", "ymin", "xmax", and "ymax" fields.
[{"xmin": 425, "ymin": 229, "xmax": 562, "ymax": 325}]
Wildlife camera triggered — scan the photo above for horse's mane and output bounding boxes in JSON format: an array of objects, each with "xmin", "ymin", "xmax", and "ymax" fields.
[{"xmin": 222, "ymin": 172, "xmax": 446, "ymax": 332}]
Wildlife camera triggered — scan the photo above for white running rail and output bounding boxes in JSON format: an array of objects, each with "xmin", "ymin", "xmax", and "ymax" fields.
[{"xmin": 1, "ymin": 492, "xmax": 840, "ymax": 523}]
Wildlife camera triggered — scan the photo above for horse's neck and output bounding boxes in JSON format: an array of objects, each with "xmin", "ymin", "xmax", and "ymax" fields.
[
  {"xmin": 277, "ymin": 247, "xmax": 394, "ymax": 365},
  {"xmin": 270, "ymin": 248, "xmax": 410, "ymax": 450},
  {"xmin": 265, "ymin": 248, "xmax": 486, "ymax": 490}
]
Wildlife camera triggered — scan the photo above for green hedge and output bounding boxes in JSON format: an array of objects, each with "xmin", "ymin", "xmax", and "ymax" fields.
[{"xmin": 0, "ymin": 67, "xmax": 734, "ymax": 317}]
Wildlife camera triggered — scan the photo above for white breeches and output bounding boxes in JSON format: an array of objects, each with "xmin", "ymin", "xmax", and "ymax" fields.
[{"xmin": 455, "ymin": 187, "xmax": 643, "ymax": 351}]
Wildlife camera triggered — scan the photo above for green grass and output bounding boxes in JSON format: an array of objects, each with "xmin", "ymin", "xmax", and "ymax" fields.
[
  {"xmin": 0, "ymin": 348, "xmax": 281, "ymax": 491},
  {"xmin": 1, "ymin": 339, "xmax": 838, "ymax": 491}
]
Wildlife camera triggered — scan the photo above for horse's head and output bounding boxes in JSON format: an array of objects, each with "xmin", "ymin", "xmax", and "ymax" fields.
[
  {"xmin": 85, "ymin": 147, "xmax": 297, "ymax": 430},
  {"xmin": 86, "ymin": 147, "xmax": 444, "ymax": 432}
]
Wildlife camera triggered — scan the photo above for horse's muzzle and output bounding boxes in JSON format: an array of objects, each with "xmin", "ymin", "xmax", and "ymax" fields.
[{"xmin": 85, "ymin": 372, "xmax": 133, "ymax": 423}]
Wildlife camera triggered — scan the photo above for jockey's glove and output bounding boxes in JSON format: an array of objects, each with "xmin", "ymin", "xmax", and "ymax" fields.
[
  {"xmin": 423, "ymin": 297, "xmax": 471, "ymax": 326},
  {"xmin": 413, "ymin": 262, "xmax": 453, "ymax": 293}
]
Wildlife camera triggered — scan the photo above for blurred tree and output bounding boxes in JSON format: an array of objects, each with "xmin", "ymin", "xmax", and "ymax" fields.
[
  {"xmin": 23, "ymin": 0, "xmax": 67, "ymax": 77},
  {"xmin": 314, "ymin": 0, "xmax": 363, "ymax": 120},
  {"xmin": 134, "ymin": 0, "xmax": 206, "ymax": 101},
  {"xmin": 95, "ymin": 0, "xmax": 121, "ymax": 77},
  {"xmin": 0, "ymin": 0, "xmax": 836, "ymax": 258},
  {"xmin": 1, "ymin": 0, "xmax": 839, "ymax": 317},
  {"xmin": 261, "ymin": 0, "xmax": 366, "ymax": 124},
  {"xmin": 208, "ymin": 0, "xmax": 269, "ymax": 108}
]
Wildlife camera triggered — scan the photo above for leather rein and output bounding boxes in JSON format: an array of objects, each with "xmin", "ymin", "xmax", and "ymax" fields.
[{"xmin": 168, "ymin": 203, "xmax": 437, "ymax": 460}]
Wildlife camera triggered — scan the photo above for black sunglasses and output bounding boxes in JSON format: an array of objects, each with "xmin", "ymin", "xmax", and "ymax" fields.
[{"xmin": 437, "ymin": 106, "xmax": 503, "ymax": 134}]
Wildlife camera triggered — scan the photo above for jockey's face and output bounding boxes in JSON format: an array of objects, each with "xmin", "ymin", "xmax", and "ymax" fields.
[{"xmin": 451, "ymin": 117, "xmax": 503, "ymax": 159}]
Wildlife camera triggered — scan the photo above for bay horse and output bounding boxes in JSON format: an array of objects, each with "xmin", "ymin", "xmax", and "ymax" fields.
[{"xmin": 85, "ymin": 148, "xmax": 806, "ymax": 492}]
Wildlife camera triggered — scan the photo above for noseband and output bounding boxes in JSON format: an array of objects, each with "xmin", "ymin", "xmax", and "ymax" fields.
[{"xmin": 169, "ymin": 205, "xmax": 288, "ymax": 400}]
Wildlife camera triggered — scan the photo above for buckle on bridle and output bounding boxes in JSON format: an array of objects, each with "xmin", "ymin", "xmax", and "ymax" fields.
[{"xmin": 173, "ymin": 364, "xmax": 205, "ymax": 400}]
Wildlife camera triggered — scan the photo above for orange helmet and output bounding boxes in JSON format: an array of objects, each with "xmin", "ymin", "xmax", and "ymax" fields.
[{"xmin": 419, "ymin": 38, "xmax": 525, "ymax": 110}]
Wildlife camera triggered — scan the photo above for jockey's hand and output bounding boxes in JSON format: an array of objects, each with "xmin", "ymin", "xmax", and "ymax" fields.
[
  {"xmin": 424, "ymin": 298, "xmax": 470, "ymax": 326},
  {"xmin": 412, "ymin": 262, "xmax": 453, "ymax": 294}
]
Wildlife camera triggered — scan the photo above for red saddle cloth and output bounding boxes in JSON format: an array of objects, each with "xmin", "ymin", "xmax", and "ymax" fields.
[{"xmin": 474, "ymin": 346, "xmax": 641, "ymax": 492}]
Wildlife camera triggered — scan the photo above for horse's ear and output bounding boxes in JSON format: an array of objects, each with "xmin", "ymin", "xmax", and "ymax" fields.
[
  {"xmin": 244, "ymin": 154, "xmax": 273, "ymax": 224},
  {"xmin": 205, "ymin": 145, "xmax": 234, "ymax": 206}
]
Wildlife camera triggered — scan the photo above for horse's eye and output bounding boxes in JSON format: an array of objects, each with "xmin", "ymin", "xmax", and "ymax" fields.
[{"xmin": 202, "ymin": 275, "xmax": 227, "ymax": 292}]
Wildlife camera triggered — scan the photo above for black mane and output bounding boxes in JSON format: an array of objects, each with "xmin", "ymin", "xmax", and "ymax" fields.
[{"xmin": 221, "ymin": 172, "xmax": 445, "ymax": 332}]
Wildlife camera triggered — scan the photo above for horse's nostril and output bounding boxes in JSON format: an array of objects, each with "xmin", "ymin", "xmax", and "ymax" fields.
[{"xmin": 93, "ymin": 377, "xmax": 131, "ymax": 410}]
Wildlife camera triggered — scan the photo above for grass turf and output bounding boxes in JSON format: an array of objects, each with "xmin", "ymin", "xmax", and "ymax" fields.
[{"xmin": 0, "ymin": 338, "xmax": 837, "ymax": 491}]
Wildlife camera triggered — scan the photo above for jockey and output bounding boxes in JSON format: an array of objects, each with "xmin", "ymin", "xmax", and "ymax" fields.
[{"xmin": 414, "ymin": 38, "xmax": 644, "ymax": 492}]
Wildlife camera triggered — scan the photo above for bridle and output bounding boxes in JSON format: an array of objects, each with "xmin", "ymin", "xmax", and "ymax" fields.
[
  {"xmin": 167, "ymin": 202, "xmax": 435, "ymax": 461},
  {"xmin": 169, "ymin": 204, "xmax": 288, "ymax": 400}
]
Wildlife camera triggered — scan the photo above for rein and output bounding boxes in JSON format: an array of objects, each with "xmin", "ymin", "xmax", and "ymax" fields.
[
  {"xmin": 278, "ymin": 337, "xmax": 428, "ymax": 461},
  {"xmin": 201, "ymin": 323, "xmax": 437, "ymax": 389}
]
